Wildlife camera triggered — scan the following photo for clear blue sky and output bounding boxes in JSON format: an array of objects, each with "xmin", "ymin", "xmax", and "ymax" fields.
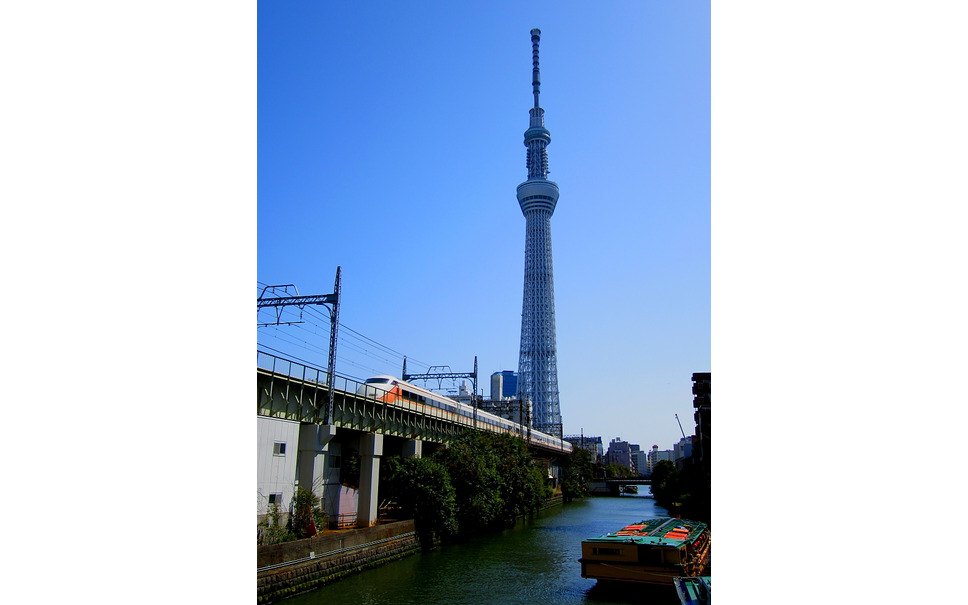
[{"xmin": 257, "ymin": 1, "xmax": 710, "ymax": 452}]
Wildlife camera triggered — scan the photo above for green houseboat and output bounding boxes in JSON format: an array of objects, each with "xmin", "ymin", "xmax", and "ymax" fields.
[{"xmin": 580, "ymin": 517, "xmax": 710, "ymax": 585}]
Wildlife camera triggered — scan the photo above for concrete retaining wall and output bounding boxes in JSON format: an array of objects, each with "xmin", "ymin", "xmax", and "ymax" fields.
[{"xmin": 257, "ymin": 520, "xmax": 419, "ymax": 603}]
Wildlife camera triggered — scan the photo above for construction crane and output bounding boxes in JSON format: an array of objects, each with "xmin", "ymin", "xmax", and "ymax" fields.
[{"xmin": 675, "ymin": 413, "xmax": 687, "ymax": 439}]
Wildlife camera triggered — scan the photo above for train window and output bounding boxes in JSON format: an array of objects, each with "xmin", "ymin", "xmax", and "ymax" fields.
[{"xmin": 365, "ymin": 377, "xmax": 391, "ymax": 384}]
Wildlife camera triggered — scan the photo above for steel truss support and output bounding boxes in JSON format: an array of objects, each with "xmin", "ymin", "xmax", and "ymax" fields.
[
  {"xmin": 401, "ymin": 356, "xmax": 478, "ymax": 401},
  {"xmin": 257, "ymin": 266, "xmax": 341, "ymax": 422},
  {"xmin": 402, "ymin": 356, "xmax": 479, "ymax": 428}
]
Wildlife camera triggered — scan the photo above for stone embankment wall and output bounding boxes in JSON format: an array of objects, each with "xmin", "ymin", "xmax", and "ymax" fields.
[
  {"xmin": 257, "ymin": 520, "xmax": 418, "ymax": 603},
  {"xmin": 541, "ymin": 493, "xmax": 564, "ymax": 509}
]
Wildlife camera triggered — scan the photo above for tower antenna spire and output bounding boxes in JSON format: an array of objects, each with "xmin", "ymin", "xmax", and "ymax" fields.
[{"xmin": 531, "ymin": 28, "xmax": 541, "ymax": 109}]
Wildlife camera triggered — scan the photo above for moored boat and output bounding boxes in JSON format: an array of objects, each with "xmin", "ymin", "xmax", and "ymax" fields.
[
  {"xmin": 579, "ymin": 517, "xmax": 710, "ymax": 585},
  {"xmin": 674, "ymin": 576, "xmax": 711, "ymax": 604}
]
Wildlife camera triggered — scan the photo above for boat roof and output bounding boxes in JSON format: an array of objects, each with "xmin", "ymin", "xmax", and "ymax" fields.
[{"xmin": 584, "ymin": 517, "xmax": 708, "ymax": 547}]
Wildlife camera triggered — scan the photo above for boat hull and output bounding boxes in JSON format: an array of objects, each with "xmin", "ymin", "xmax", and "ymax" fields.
[
  {"xmin": 579, "ymin": 518, "xmax": 710, "ymax": 586},
  {"xmin": 580, "ymin": 551, "xmax": 709, "ymax": 585}
]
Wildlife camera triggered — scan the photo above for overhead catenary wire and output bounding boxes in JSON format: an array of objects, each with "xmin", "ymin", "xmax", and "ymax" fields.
[
  {"xmin": 303, "ymin": 305, "xmax": 433, "ymax": 370},
  {"xmin": 256, "ymin": 281, "xmax": 434, "ymax": 379},
  {"xmin": 258, "ymin": 281, "xmax": 430, "ymax": 366},
  {"xmin": 257, "ymin": 341, "xmax": 378, "ymax": 382}
]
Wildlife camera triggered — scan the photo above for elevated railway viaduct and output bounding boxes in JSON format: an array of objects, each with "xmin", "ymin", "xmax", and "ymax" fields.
[{"xmin": 257, "ymin": 351, "xmax": 571, "ymax": 528}]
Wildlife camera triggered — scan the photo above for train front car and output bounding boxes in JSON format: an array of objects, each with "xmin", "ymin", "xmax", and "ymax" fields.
[
  {"xmin": 358, "ymin": 376, "xmax": 452, "ymax": 416},
  {"xmin": 357, "ymin": 375, "xmax": 399, "ymax": 401}
]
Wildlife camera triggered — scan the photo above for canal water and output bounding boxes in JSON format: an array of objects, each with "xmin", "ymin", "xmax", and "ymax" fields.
[{"xmin": 285, "ymin": 493, "xmax": 689, "ymax": 605}]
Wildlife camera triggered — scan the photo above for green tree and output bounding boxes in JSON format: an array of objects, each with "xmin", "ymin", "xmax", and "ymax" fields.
[
  {"xmin": 487, "ymin": 432, "xmax": 550, "ymax": 523},
  {"xmin": 560, "ymin": 448, "xmax": 593, "ymax": 502},
  {"xmin": 390, "ymin": 456, "xmax": 457, "ymax": 550},
  {"xmin": 435, "ymin": 431, "xmax": 504, "ymax": 536},
  {"xmin": 387, "ymin": 431, "xmax": 559, "ymax": 546},
  {"xmin": 649, "ymin": 459, "xmax": 679, "ymax": 510},
  {"xmin": 258, "ymin": 502, "xmax": 295, "ymax": 546},
  {"xmin": 291, "ymin": 487, "xmax": 324, "ymax": 539}
]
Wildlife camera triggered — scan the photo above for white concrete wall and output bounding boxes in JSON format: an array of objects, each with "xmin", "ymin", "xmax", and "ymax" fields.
[
  {"xmin": 322, "ymin": 441, "xmax": 343, "ymax": 523},
  {"xmin": 257, "ymin": 417, "xmax": 300, "ymax": 516}
]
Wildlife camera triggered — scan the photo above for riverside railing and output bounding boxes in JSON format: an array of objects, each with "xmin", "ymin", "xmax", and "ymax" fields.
[{"xmin": 257, "ymin": 349, "xmax": 363, "ymax": 398}]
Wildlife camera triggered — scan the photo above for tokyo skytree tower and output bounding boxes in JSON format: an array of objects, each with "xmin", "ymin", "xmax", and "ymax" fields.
[{"xmin": 516, "ymin": 29, "xmax": 562, "ymax": 438}]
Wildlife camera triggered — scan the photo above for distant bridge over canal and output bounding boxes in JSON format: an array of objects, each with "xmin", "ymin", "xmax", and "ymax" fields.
[{"xmin": 588, "ymin": 477, "xmax": 652, "ymax": 497}]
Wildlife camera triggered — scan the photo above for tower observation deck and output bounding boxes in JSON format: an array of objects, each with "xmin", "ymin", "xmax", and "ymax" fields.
[{"xmin": 516, "ymin": 28, "xmax": 562, "ymax": 438}]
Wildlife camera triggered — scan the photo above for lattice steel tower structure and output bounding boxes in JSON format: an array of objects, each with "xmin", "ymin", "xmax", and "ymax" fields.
[{"xmin": 516, "ymin": 28, "xmax": 562, "ymax": 438}]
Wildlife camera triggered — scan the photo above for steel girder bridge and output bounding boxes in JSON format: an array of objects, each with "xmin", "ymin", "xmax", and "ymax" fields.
[{"xmin": 257, "ymin": 350, "xmax": 570, "ymax": 455}]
